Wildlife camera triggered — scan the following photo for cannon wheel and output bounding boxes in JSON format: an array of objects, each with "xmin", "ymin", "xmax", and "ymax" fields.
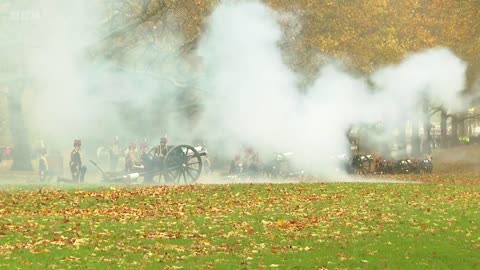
[
  {"xmin": 164, "ymin": 145, "xmax": 203, "ymax": 184},
  {"xmin": 352, "ymin": 156, "xmax": 372, "ymax": 175}
]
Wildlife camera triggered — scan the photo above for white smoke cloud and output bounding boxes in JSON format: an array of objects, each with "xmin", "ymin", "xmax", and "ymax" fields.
[
  {"xmin": 196, "ymin": 0, "xmax": 467, "ymax": 176},
  {"xmin": 371, "ymin": 48, "xmax": 467, "ymax": 117},
  {"xmin": 196, "ymin": 1, "xmax": 299, "ymax": 156},
  {"xmin": 1, "ymin": 0, "xmax": 468, "ymax": 178},
  {"xmin": 23, "ymin": 1, "xmax": 114, "ymax": 147},
  {"xmin": 14, "ymin": 0, "xmax": 197, "ymax": 154}
]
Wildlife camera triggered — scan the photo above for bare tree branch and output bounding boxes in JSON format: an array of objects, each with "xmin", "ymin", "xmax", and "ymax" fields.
[{"xmin": 429, "ymin": 106, "xmax": 443, "ymax": 116}]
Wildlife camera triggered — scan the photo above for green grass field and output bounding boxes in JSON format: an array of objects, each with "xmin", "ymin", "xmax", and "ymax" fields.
[{"xmin": 0, "ymin": 183, "xmax": 479, "ymax": 269}]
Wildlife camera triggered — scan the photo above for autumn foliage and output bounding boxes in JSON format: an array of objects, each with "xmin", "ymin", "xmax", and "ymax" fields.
[{"xmin": 121, "ymin": 0, "xmax": 480, "ymax": 86}]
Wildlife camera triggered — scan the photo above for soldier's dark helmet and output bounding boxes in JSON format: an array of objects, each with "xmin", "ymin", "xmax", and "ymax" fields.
[{"xmin": 73, "ymin": 139, "xmax": 82, "ymax": 147}]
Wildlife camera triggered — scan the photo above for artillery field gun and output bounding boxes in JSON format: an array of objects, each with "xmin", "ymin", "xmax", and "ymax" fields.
[
  {"xmin": 229, "ymin": 151, "xmax": 304, "ymax": 179},
  {"xmin": 90, "ymin": 141, "xmax": 431, "ymax": 183},
  {"xmin": 91, "ymin": 144, "xmax": 207, "ymax": 184},
  {"xmin": 263, "ymin": 152, "xmax": 305, "ymax": 178},
  {"xmin": 337, "ymin": 154, "xmax": 433, "ymax": 175},
  {"xmin": 374, "ymin": 157, "xmax": 433, "ymax": 175}
]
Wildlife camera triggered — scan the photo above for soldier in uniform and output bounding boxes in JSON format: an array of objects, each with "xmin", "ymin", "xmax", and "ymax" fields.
[
  {"xmin": 125, "ymin": 143, "xmax": 137, "ymax": 173},
  {"xmin": 70, "ymin": 139, "xmax": 86, "ymax": 183},
  {"xmin": 139, "ymin": 144, "xmax": 151, "ymax": 167},
  {"xmin": 38, "ymin": 148, "xmax": 48, "ymax": 181},
  {"xmin": 154, "ymin": 136, "xmax": 169, "ymax": 158},
  {"xmin": 152, "ymin": 136, "xmax": 170, "ymax": 182}
]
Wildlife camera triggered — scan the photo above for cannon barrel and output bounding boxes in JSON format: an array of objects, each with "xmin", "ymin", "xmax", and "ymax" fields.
[{"xmin": 108, "ymin": 170, "xmax": 155, "ymax": 182}]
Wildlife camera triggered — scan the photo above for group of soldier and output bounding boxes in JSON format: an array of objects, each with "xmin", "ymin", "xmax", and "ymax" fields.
[
  {"xmin": 38, "ymin": 136, "xmax": 170, "ymax": 183},
  {"xmin": 39, "ymin": 139, "xmax": 87, "ymax": 183},
  {"xmin": 123, "ymin": 137, "xmax": 169, "ymax": 182}
]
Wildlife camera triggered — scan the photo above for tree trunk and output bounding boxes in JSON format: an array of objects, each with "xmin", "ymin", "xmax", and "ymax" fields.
[
  {"xmin": 451, "ymin": 115, "xmax": 458, "ymax": 147},
  {"xmin": 411, "ymin": 121, "xmax": 421, "ymax": 157},
  {"xmin": 423, "ymin": 122, "xmax": 433, "ymax": 154},
  {"xmin": 458, "ymin": 116, "xmax": 466, "ymax": 137},
  {"xmin": 440, "ymin": 110, "xmax": 447, "ymax": 148},
  {"xmin": 422, "ymin": 100, "xmax": 432, "ymax": 154},
  {"xmin": 397, "ymin": 122, "xmax": 407, "ymax": 159},
  {"xmin": 7, "ymin": 85, "xmax": 32, "ymax": 171}
]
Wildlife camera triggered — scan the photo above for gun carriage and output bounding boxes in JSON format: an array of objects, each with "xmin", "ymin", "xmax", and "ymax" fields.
[
  {"xmin": 263, "ymin": 152, "xmax": 304, "ymax": 178},
  {"xmin": 91, "ymin": 144, "xmax": 207, "ymax": 184},
  {"xmin": 338, "ymin": 154, "xmax": 433, "ymax": 175},
  {"xmin": 374, "ymin": 157, "xmax": 432, "ymax": 174}
]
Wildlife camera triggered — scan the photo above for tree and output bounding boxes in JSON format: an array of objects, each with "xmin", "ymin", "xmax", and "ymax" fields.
[
  {"xmin": 440, "ymin": 109, "xmax": 448, "ymax": 147},
  {"xmin": 0, "ymin": 0, "xmax": 37, "ymax": 170},
  {"xmin": 7, "ymin": 82, "xmax": 33, "ymax": 170},
  {"xmin": 263, "ymin": 0, "xmax": 480, "ymax": 91},
  {"xmin": 2, "ymin": 0, "xmax": 480, "ymax": 163}
]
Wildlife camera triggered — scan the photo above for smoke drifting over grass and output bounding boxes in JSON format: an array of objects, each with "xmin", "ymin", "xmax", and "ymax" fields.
[{"xmin": 2, "ymin": 0, "xmax": 468, "ymax": 177}]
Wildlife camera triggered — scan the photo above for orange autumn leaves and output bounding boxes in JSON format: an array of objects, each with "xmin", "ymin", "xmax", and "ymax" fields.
[
  {"xmin": 102, "ymin": 0, "xmax": 479, "ymax": 83},
  {"xmin": 0, "ymin": 183, "xmax": 479, "ymax": 268},
  {"xmin": 265, "ymin": 0, "xmax": 480, "ymax": 74}
]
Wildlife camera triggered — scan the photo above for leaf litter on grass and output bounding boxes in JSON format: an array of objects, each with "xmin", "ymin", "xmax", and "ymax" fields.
[{"xmin": 0, "ymin": 183, "xmax": 478, "ymax": 269}]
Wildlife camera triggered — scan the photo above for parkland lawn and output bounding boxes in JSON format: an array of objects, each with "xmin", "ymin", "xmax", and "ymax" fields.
[{"xmin": 0, "ymin": 183, "xmax": 479, "ymax": 269}]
